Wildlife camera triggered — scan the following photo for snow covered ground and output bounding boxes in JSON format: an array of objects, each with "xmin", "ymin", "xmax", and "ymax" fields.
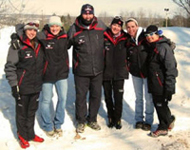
[{"xmin": 0, "ymin": 26, "xmax": 190, "ymax": 150}]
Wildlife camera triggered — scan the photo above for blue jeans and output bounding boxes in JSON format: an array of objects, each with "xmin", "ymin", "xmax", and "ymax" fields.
[
  {"xmin": 132, "ymin": 76, "xmax": 154, "ymax": 125},
  {"xmin": 40, "ymin": 79, "xmax": 67, "ymax": 132}
]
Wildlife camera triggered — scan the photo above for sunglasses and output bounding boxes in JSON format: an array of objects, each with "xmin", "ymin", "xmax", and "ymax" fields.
[
  {"xmin": 114, "ymin": 16, "xmax": 123, "ymax": 22},
  {"xmin": 27, "ymin": 22, "xmax": 39, "ymax": 28},
  {"xmin": 145, "ymin": 32, "xmax": 156, "ymax": 37}
]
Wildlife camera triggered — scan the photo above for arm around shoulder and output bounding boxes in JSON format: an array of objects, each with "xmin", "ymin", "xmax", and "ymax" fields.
[{"xmin": 67, "ymin": 25, "xmax": 76, "ymax": 49}]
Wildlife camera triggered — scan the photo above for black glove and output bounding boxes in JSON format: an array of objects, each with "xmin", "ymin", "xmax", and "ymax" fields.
[
  {"xmin": 164, "ymin": 90, "xmax": 172, "ymax": 101},
  {"xmin": 11, "ymin": 33, "xmax": 20, "ymax": 50},
  {"xmin": 11, "ymin": 86, "xmax": 21, "ymax": 101}
]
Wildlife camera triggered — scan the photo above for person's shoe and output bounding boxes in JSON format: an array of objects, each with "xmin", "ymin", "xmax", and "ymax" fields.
[
  {"xmin": 107, "ymin": 118, "xmax": 115, "ymax": 128},
  {"xmin": 150, "ymin": 129, "xmax": 168, "ymax": 137},
  {"xmin": 33, "ymin": 135, "xmax": 44, "ymax": 142},
  {"xmin": 142, "ymin": 123, "xmax": 151, "ymax": 131},
  {"xmin": 76, "ymin": 123, "xmax": 86, "ymax": 133},
  {"xmin": 135, "ymin": 122, "xmax": 144, "ymax": 129},
  {"xmin": 55, "ymin": 128, "xmax": 63, "ymax": 137},
  {"xmin": 87, "ymin": 122, "xmax": 101, "ymax": 131},
  {"xmin": 19, "ymin": 140, "xmax": 29, "ymax": 149},
  {"xmin": 168, "ymin": 115, "xmax": 176, "ymax": 131},
  {"xmin": 18, "ymin": 133, "xmax": 30, "ymax": 149},
  {"xmin": 115, "ymin": 120, "xmax": 122, "ymax": 129},
  {"xmin": 45, "ymin": 130, "xmax": 55, "ymax": 137}
]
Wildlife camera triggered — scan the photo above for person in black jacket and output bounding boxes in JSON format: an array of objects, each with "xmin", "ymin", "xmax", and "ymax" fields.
[
  {"xmin": 37, "ymin": 15, "xmax": 69, "ymax": 137},
  {"xmin": 4, "ymin": 21, "xmax": 44, "ymax": 149},
  {"xmin": 68, "ymin": 4, "xmax": 107, "ymax": 133},
  {"xmin": 103, "ymin": 16, "xmax": 129, "ymax": 129},
  {"xmin": 126, "ymin": 18, "xmax": 154, "ymax": 131},
  {"xmin": 145, "ymin": 25, "xmax": 178, "ymax": 137}
]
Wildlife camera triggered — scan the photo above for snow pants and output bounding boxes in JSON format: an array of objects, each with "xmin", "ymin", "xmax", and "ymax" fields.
[
  {"xmin": 74, "ymin": 73, "xmax": 103, "ymax": 124},
  {"xmin": 102, "ymin": 79, "xmax": 124, "ymax": 122},
  {"xmin": 16, "ymin": 93, "xmax": 40, "ymax": 140},
  {"xmin": 152, "ymin": 94, "xmax": 172, "ymax": 130}
]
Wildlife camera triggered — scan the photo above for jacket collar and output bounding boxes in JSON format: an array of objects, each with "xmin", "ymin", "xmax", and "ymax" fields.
[{"xmin": 75, "ymin": 15, "xmax": 98, "ymax": 30}]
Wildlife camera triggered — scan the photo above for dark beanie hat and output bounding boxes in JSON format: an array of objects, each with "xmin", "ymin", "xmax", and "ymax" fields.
[
  {"xmin": 81, "ymin": 4, "xmax": 94, "ymax": 15},
  {"xmin": 111, "ymin": 16, "xmax": 123, "ymax": 27},
  {"xmin": 145, "ymin": 25, "xmax": 158, "ymax": 34}
]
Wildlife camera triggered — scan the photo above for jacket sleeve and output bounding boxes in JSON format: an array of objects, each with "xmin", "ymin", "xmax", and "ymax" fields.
[
  {"xmin": 67, "ymin": 24, "xmax": 76, "ymax": 49},
  {"xmin": 97, "ymin": 19, "xmax": 107, "ymax": 31},
  {"xmin": 4, "ymin": 46, "xmax": 19, "ymax": 87},
  {"xmin": 159, "ymin": 44, "xmax": 178, "ymax": 93}
]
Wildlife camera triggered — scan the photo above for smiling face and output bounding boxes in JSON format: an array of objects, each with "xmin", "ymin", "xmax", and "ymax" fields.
[
  {"xmin": 49, "ymin": 25, "xmax": 61, "ymax": 35},
  {"xmin": 25, "ymin": 29, "xmax": 37, "ymax": 40},
  {"xmin": 82, "ymin": 13, "xmax": 94, "ymax": 21},
  {"xmin": 111, "ymin": 23, "xmax": 122, "ymax": 35},
  {"xmin": 126, "ymin": 21, "xmax": 138, "ymax": 38}
]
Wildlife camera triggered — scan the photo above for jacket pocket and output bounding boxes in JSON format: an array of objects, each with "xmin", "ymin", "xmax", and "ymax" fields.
[{"xmin": 18, "ymin": 70, "xmax": 26, "ymax": 87}]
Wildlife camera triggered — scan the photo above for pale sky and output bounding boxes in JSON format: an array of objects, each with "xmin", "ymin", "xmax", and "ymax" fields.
[{"xmin": 17, "ymin": 0, "xmax": 178, "ymax": 17}]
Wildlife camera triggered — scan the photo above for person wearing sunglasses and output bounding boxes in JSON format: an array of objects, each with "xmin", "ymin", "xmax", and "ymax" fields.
[
  {"xmin": 37, "ymin": 15, "xmax": 69, "ymax": 137},
  {"xmin": 145, "ymin": 25, "xmax": 178, "ymax": 137},
  {"xmin": 4, "ymin": 20, "xmax": 45, "ymax": 148},
  {"xmin": 125, "ymin": 18, "xmax": 154, "ymax": 131},
  {"xmin": 103, "ymin": 16, "xmax": 128, "ymax": 129},
  {"xmin": 68, "ymin": 4, "xmax": 107, "ymax": 133}
]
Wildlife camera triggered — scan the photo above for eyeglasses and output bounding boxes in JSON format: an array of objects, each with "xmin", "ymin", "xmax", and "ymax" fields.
[
  {"xmin": 145, "ymin": 32, "xmax": 156, "ymax": 37},
  {"xmin": 27, "ymin": 22, "xmax": 39, "ymax": 28}
]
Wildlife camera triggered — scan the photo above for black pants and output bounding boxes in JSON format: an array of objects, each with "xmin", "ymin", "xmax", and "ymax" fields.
[
  {"xmin": 74, "ymin": 73, "xmax": 103, "ymax": 124},
  {"xmin": 103, "ymin": 79, "xmax": 124, "ymax": 122},
  {"xmin": 152, "ymin": 94, "xmax": 172, "ymax": 130},
  {"xmin": 16, "ymin": 93, "xmax": 39, "ymax": 140}
]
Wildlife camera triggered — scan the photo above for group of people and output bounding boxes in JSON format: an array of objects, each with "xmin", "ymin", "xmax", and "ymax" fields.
[{"xmin": 4, "ymin": 3, "xmax": 178, "ymax": 149}]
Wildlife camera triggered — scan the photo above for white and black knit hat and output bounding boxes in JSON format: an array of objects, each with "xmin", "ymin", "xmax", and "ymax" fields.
[
  {"xmin": 48, "ymin": 16, "xmax": 62, "ymax": 27},
  {"xmin": 111, "ymin": 16, "xmax": 123, "ymax": 27},
  {"xmin": 24, "ymin": 20, "xmax": 39, "ymax": 31}
]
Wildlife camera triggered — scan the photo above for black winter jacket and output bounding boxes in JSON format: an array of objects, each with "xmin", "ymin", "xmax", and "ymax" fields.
[
  {"xmin": 126, "ymin": 28, "xmax": 149, "ymax": 78},
  {"xmin": 4, "ymin": 24, "xmax": 44, "ymax": 94},
  {"xmin": 38, "ymin": 25, "xmax": 69, "ymax": 82},
  {"xmin": 103, "ymin": 29, "xmax": 129, "ymax": 80},
  {"xmin": 68, "ymin": 15, "xmax": 107, "ymax": 76},
  {"xmin": 147, "ymin": 37, "xmax": 178, "ymax": 95}
]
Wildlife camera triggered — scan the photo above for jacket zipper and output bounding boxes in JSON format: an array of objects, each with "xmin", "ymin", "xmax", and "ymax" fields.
[
  {"xmin": 87, "ymin": 30, "xmax": 94, "ymax": 74},
  {"xmin": 18, "ymin": 70, "xmax": 26, "ymax": 87},
  {"xmin": 125, "ymin": 60, "xmax": 129, "ymax": 71},
  {"xmin": 74, "ymin": 53, "xmax": 79, "ymax": 69},
  {"xmin": 43, "ymin": 61, "xmax": 48, "ymax": 74},
  {"xmin": 155, "ymin": 72, "xmax": 163, "ymax": 87}
]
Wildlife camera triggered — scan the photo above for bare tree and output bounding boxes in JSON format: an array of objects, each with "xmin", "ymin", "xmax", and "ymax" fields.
[
  {"xmin": 136, "ymin": 8, "xmax": 147, "ymax": 27},
  {"xmin": 172, "ymin": 0, "xmax": 190, "ymax": 15},
  {"xmin": 98, "ymin": 11, "xmax": 111, "ymax": 26},
  {"xmin": 171, "ymin": 7, "xmax": 190, "ymax": 27},
  {"xmin": 0, "ymin": 0, "xmax": 26, "ymax": 27},
  {"xmin": 128, "ymin": 11, "xmax": 136, "ymax": 18}
]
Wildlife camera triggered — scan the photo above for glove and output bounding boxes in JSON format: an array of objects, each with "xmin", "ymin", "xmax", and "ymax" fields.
[
  {"xmin": 11, "ymin": 86, "xmax": 21, "ymax": 101},
  {"xmin": 10, "ymin": 33, "xmax": 20, "ymax": 50},
  {"xmin": 164, "ymin": 90, "xmax": 172, "ymax": 101}
]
